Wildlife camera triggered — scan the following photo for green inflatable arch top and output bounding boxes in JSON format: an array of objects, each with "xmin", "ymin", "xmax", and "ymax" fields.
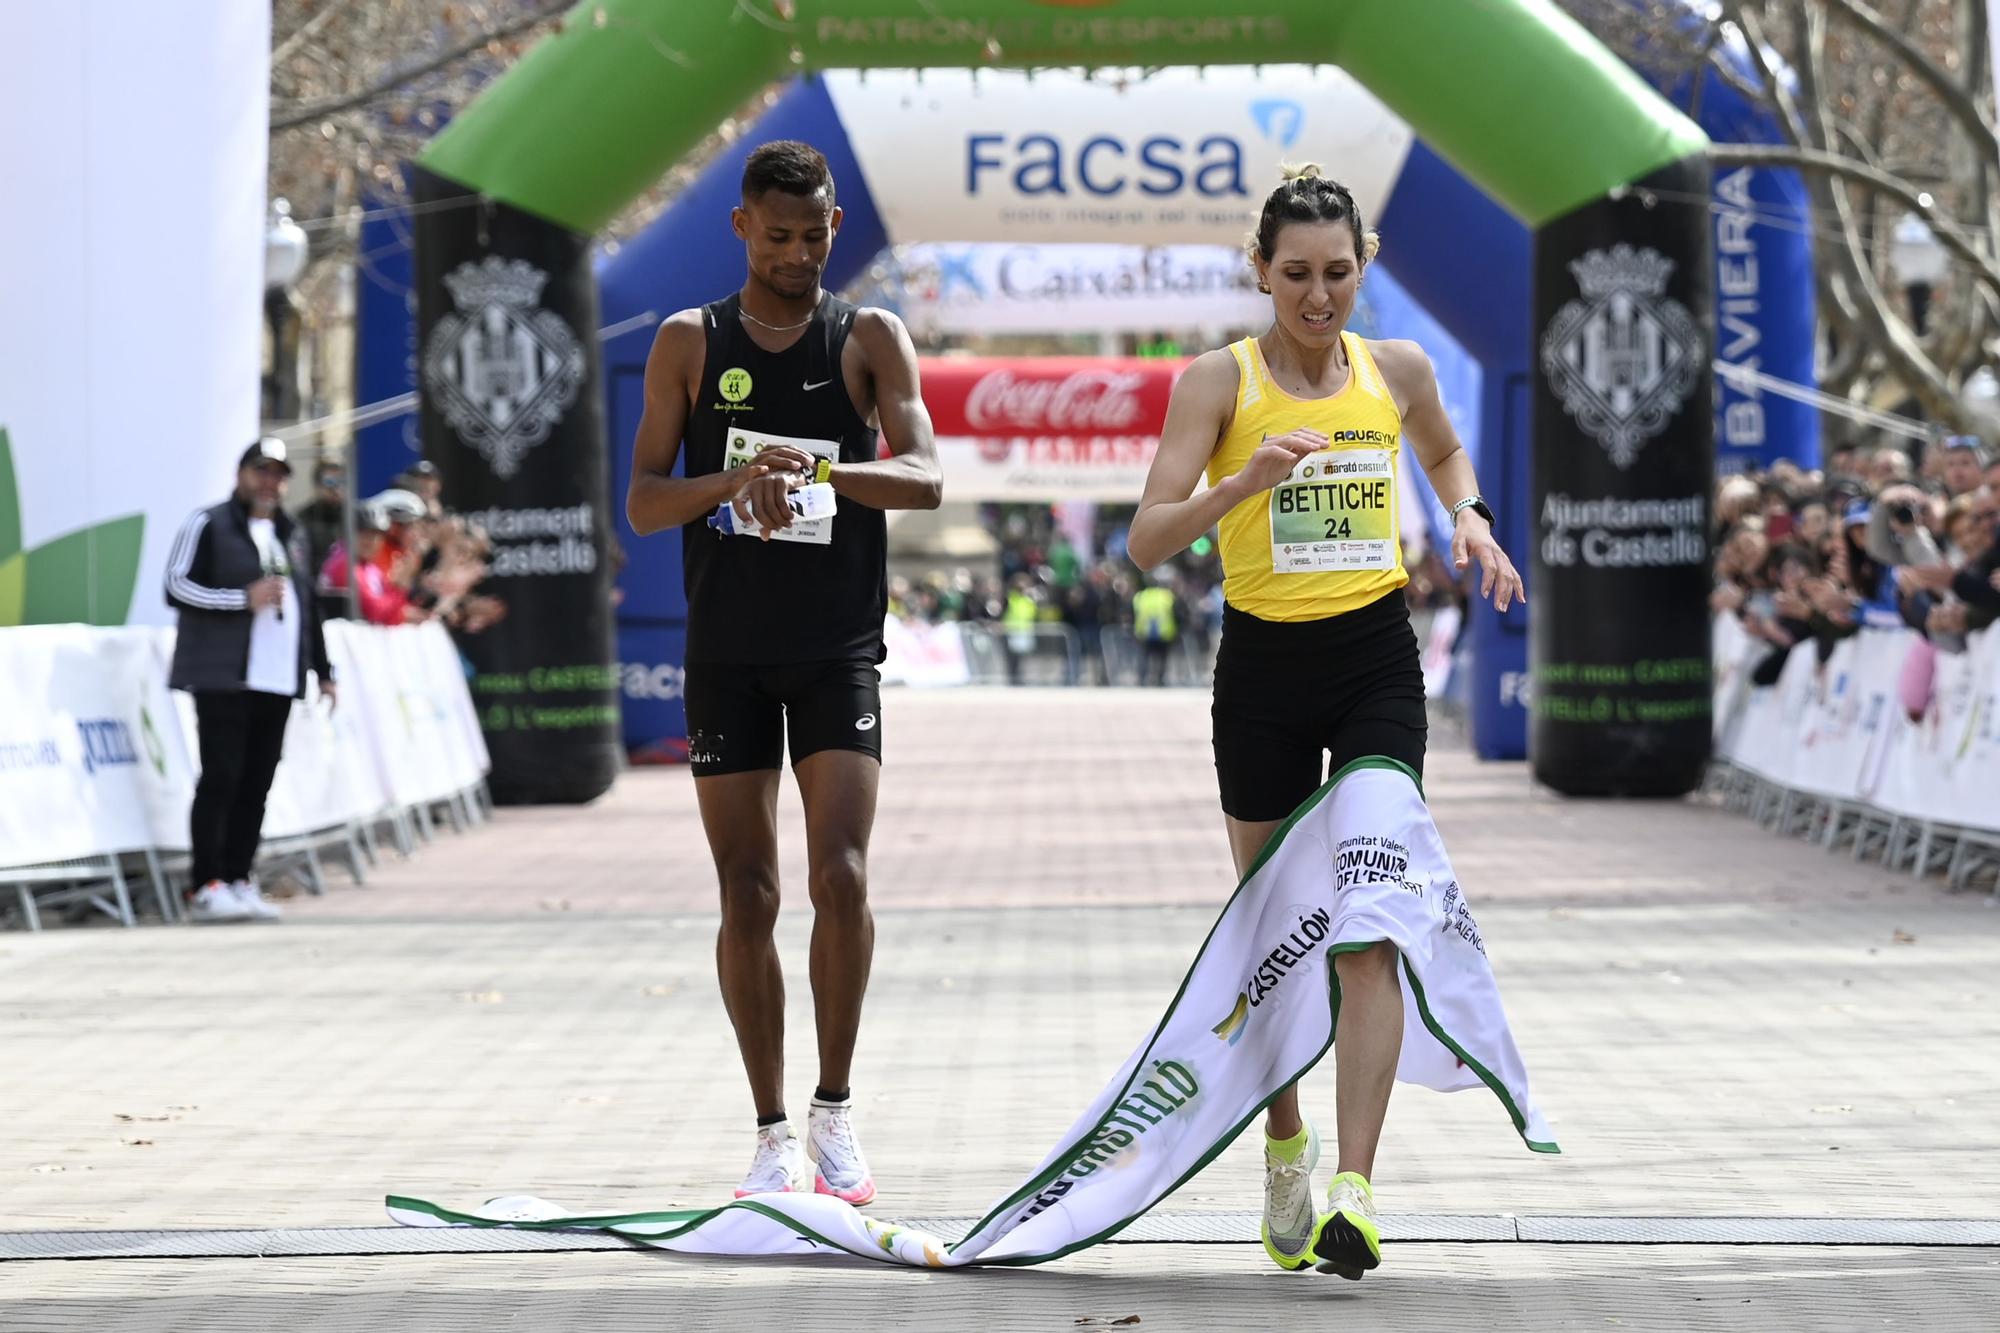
[{"xmin": 422, "ymin": 0, "xmax": 1706, "ymax": 234}]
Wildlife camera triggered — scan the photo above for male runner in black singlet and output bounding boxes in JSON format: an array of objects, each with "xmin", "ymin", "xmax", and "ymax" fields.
[{"xmin": 627, "ymin": 141, "xmax": 942, "ymax": 1204}]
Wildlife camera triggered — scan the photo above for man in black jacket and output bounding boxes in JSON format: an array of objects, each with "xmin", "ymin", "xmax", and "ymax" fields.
[{"xmin": 164, "ymin": 439, "xmax": 336, "ymax": 923}]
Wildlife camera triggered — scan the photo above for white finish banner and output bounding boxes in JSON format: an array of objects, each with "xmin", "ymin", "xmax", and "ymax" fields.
[
  {"xmin": 1712, "ymin": 616, "xmax": 2000, "ymax": 833},
  {"xmin": 891, "ymin": 244, "xmax": 1270, "ymax": 335},
  {"xmin": 390, "ymin": 761, "xmax": 1553, "ymax": 1262},
  {"xmin": 826, "ymin": 66, "xmax": 1412, "ymax": 246},
  {"xmin": 0, "ymin": 4, "xmax": 267, "ymax": 629}
]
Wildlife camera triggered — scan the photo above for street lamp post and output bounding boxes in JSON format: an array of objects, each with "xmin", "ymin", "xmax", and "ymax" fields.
[
  {"xmin": 263, "ymin": 198, "xmax": 309, "ymax": 425},
  {"xmin": 1889, "ymin": 211, "xmax": 1947, "ymax": 337}
]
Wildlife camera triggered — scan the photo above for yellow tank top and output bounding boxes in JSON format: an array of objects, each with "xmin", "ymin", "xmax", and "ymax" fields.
[{"xmin": 1205, "ymin": 332, "xmax": 1407, "ymax": 622}]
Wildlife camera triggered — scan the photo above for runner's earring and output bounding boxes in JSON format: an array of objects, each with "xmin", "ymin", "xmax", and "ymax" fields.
[{"xmin": 1257, "ymin": 279, "xmax": 1271, "ymax": 294}]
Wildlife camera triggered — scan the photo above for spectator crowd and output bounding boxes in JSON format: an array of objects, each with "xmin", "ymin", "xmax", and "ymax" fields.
[
  {"xmin": 298, "ymin": 458, "xmax": 507, "ymax": 635},
  {"xmin": 1711, "ymin": 435, "xmax": 2000, "ymax": 687},
  {"xmin": 886, "ymin": 503, "xmax": 1468, "ymax": 688}
]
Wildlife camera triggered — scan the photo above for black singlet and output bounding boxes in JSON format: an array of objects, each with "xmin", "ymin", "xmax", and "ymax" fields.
[{"xmin": 681, "ymin": 292, "xmax": 887, "ymax": 665}]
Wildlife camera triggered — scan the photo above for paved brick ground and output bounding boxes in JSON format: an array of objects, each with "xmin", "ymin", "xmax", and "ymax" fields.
[{"xmin": 2, "ymin": 688, "xmax": 1995, "ymax": 1328}]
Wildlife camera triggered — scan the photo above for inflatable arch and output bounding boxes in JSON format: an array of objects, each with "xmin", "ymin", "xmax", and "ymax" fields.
[{"xmin": 408, "ymin": 0, "xmax": 1717, "ymax": 803}]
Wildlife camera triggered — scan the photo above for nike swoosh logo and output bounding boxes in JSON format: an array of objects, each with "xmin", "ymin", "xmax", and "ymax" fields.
[
  {"xmin": 1267, "ymin": 1225, "xmax": 1311, "ymax": 1257},
  {"xmin": 803, "ymin": 378, "xmax": 833, "ymax": 391}
]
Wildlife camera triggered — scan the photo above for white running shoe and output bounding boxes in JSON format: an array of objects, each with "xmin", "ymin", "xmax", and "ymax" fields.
[
  {"xmin": 229, "ymin": 880, "xmax": 284, "ymax": 921},
  {"xmin": 185, "ymin": 881, "xmax": 251, "ymax": 924},
  {"xmin": 734, "ymin": 1122, "xmax": 812, "ymax": 1198},
  {"xmin": 807, "ymin": 1098, "xmax": 876, "ymax": 1206},
  {"xmin": 1260, "ymin": 1119, "xmax": 1320, "ymax": 1270}
]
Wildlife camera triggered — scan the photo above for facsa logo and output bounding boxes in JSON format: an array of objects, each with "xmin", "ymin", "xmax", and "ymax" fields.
[{"xmin": 965, "ymin": 133, "xmax": 1249, "ymax": 199}]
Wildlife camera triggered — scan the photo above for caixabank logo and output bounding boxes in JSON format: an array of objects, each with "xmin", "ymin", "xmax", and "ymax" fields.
[{"xmin": 0, "ymin": 427, "xmax": 145, "ymax": 627}]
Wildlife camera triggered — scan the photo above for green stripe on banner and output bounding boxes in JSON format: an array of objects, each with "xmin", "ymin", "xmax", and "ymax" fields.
[
  {"xmin": 1403, "ymin": 961, "xmax": 1562, "ymax": 1154},
  {"xmin": 422, "ymin": 0, "xmax": 1703, "ymax": 234}
]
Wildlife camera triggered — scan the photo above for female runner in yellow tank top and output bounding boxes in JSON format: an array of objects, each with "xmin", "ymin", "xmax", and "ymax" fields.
[{"xmin": 1128, "ymin": 164, "xmax": 1524, "ymax": 1280}]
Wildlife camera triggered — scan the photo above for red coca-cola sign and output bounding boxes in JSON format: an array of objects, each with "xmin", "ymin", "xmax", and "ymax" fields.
[{"xmin": 921, "ymin": 357, "xmax": 1184, "ymax": 440}]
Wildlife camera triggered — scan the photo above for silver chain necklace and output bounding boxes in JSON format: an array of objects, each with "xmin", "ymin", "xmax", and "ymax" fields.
[{"xmin": 738, "ymin": 295, "xmax": 821, "ymax": 333}]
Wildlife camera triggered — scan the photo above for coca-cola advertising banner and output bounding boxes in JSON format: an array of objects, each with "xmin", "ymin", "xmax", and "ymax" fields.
[
  {"xmin": 919, "ymin": 357, "xmax": 1186, "ymax": 500},
  {"xmin": 921, "ymin": 357, "xmax": 1182, "ymax": 439}
]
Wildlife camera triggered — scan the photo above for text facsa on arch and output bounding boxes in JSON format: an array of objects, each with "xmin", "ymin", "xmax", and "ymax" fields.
[{"xmin": 965, "ymin": 133, "xmax": 1250, "ymax": 199}]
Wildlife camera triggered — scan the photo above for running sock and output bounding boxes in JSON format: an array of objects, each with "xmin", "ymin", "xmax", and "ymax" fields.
[
  {"xmin": 757, "ymin": 1110, "xmax": 789, "ymax": 1129},
  {"xmin": 812, "ymin": 1086, "xmax": 849, "ymax": 1105},
  {"xmin": 1264, "ymin": 1124, "xmax": 1312, "ymax": 1163}
]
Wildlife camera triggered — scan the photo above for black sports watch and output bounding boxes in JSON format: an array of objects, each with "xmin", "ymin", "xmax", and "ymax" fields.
[{"xmin": 1451, "ymin": 495, "xmax": 1495, "ymax": 526}]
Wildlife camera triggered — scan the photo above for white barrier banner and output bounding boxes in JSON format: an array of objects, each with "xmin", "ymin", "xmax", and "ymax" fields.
[
  {"xmin": 2, "ymin": 621, "xmax": 484, "ymax": 871},
  {"xmin": 881, "ymin": 617, "xmax": 973, "ymax": 689},
  {"xmin": 1714, "ymin": 618, "xmax": 2000, "ymax": 834},
  {"xmin": 324, "ymin": 621, "xmax": 464, "ymax": 810},
  {"xmin": 0, "ymin": 626, "xmax": 156, "ymax": 864},
  {"xmin": 1872, "ymin": 629, "xmax": 2000, "ymax": 829},
  {"xmin": 261, "ymin": 681, "xmax": 371, "ymax": 841},
  {"xmin": 95, "ymin": 628, "xmax": 200, "ymax": 852},
  {"xmin": 1420, "ymin": 605, "xmax": 1461, "ymax": 700},
  {"xmin": 420, "ymin": 624, "xmax": 492, "ymax": 781}
]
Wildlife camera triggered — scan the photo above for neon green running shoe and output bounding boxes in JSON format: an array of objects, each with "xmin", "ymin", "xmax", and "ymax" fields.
[
  {"xmin": 1312, "ymin": 1171, "xmax": 1383, "ymax": 1280},
  {"xmin": 1259, "ymin": 1120, "xmax": 1320, "ymax": 1271}
]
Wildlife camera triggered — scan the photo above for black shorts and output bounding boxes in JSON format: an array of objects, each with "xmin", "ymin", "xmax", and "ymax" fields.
[
  {"xmin": 683, "ymin": 659, "xmax": 883, "ymax": 777},
  {"xmin": 1211, "ymin": 591, "xmax": 1427, "ymax": 822}
]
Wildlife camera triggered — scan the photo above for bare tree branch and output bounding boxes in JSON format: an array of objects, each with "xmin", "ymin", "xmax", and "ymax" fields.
[
  {"xmin": 272, "ymin": 0, "xmax": 363, "ymax": 70},
  {"xmin": 1709, "ymin": 143, "xmax": 2000, "ymax": 299},
  {"xmin": 271, "ymin": 0, "xmax": 575, "ymax": 132},
  {"xmin": 1802, "ymin": 3, "xmax": 1964, "ymax": 423},
  {"xmin": 1820, "ymin": 0, "xmax": 2000, "ymax": 167}
]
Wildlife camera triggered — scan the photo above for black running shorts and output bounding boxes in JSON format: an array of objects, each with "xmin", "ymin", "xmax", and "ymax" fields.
[
  {"xmin": 1210, "ymin": 591, "xmax": 1428, "ymax": 823},
  {"xmin": 683, "ymin": 659, "xmax": 883, "ymax": 777}
]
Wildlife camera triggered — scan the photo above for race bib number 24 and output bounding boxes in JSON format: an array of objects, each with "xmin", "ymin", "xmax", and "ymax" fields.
[{"xmin": 1268, "ymin": 448, "xmax": 1396, "ymax": 573}]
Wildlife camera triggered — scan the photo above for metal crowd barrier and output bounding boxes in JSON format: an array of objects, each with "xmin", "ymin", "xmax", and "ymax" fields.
[
  {"xmin": 1, "ymin": 781, "xmax": 493, "ymax": 933},
  {"xmin": 1702, "ymin": 760, "xmax": 2000, "ymax": 894},
  {"xmin": 953, "ymin": 622, "xmax": 1212, "ymax": 688}
]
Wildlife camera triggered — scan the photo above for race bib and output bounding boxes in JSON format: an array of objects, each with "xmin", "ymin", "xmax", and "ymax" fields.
[
  {"xmin": 724, "ymin": 427, "xmax": 839, "ymax": 546},
  {"xmin": 1268, "ymin": 448, "xmax": 1396, "ymax": 572}
]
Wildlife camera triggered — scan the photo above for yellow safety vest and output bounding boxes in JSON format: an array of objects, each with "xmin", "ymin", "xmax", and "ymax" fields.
[{"xmin": 1132, "ymin": 586, "xmax": 1177, "ymax": 643}]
